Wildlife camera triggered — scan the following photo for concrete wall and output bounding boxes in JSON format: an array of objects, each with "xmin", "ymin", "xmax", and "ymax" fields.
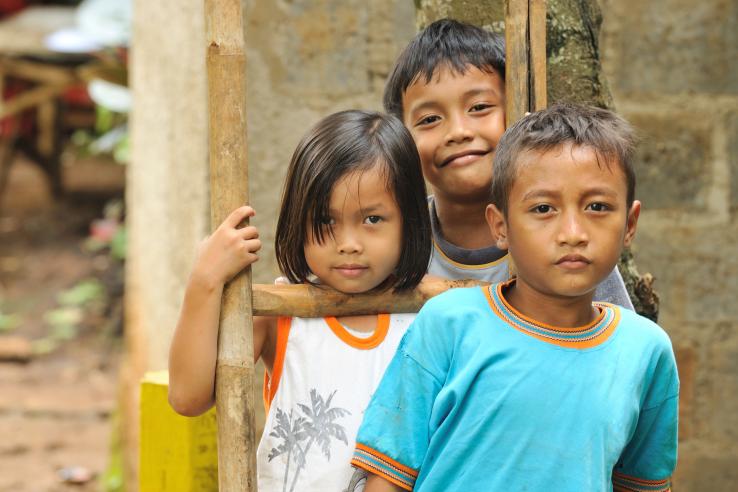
[
  {"xmin": 601, "ymin": 0, "xmax": 738, "ymax": 489},
  {"xmin": 127, "ymin": 0, "xmax": 415, "ymax": 487}
]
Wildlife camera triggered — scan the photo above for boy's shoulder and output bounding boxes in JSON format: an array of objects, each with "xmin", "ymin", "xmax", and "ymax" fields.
[{"xmin": 607, "ymin": 303, "xmax": 675, "ymax": 354}]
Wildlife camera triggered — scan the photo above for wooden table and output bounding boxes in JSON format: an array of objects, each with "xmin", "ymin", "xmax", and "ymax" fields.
[{"xmin": 0, "ymin": 6, "xmax": 94, "ymax": 198}]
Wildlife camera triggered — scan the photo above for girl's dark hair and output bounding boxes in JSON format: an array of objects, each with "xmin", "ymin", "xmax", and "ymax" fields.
[
  {"xmin": 383, "ymin": 18, "xmax": 505, "ymax": 119},
  {"xmin": 491, "ymin": 103, "xmax": 638, "ymax": 215},
  {"xmin": 275, "ymin": 110, "xmax": 431, "ymax": 291}
]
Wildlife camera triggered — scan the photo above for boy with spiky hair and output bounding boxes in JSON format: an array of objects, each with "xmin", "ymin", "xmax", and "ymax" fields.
[
  {"xmin": 352, "ymin": 104, "xmax": 678, "ymax": 492},
  {"xmin": 385, "ymin": 18, "xmax": 634, "ymax": 308}
]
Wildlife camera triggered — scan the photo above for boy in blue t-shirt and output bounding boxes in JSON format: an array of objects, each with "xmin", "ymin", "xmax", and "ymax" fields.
[
  {"xmin": 385, "ymin": 19, "xmax": 634, "ymax": 309},
  {"xmin": 351, "ymin": 104, "xmax": 679, "ymax": 492}
]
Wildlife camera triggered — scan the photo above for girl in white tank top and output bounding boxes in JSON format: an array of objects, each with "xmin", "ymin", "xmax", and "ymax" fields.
[{"xmin": 169, "ymin": 110, "xmax": 432, "ymax": 492}]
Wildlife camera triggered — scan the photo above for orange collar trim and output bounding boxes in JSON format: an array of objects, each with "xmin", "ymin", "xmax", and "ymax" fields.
[
  {"xmin": 324, "ymin": 314, "xmax": 390, "ymax": 350},
  {"xmin": 484, "ymin": 282, "xmax": 620, "ymax": 349}
]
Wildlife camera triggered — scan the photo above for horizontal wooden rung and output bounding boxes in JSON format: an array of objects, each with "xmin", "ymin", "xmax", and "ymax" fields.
[{"xmin": 251, "ymin": 279, "xmax": 488, "ymax": 317}]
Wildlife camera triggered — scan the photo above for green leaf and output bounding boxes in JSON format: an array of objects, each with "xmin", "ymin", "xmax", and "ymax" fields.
[
  {"xmin": 0, "ymin": 312, "xmax": 20, "ymax": 332},
  {"xmin": 110, "ymin": 226, "xmax": 126, "ymax": 261},
  {"xmin": 57, "ymin": 279, "xmax": 106, "ymax": 307}
]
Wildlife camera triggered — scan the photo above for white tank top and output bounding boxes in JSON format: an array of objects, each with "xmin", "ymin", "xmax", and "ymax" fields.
[{"xmin": 257, "ymin": 313, "xmax": 414, "ymax": 492}]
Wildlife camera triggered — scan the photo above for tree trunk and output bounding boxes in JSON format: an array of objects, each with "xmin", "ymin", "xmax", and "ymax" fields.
[{"xmin": 415, "ymin": 0, "xmax": 659, "ymax": 320}]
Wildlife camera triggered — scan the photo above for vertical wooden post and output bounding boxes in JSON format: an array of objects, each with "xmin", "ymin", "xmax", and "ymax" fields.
[
  {"xmin": 505, "ymin": 0, "xmax": 547, "ymax": 126},
  {"xmin": 203, "ymin": 1, "xmax": 257, "ymax": 491}
]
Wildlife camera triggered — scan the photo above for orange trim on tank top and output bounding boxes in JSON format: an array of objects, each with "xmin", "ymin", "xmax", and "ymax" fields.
[
  {"xmin": 263, "ymin": 316, "xmax": 291, "ymax": 413},
  {"xmin": 324, "ymin": 313, "xmax": 390, "ymax": 350}
]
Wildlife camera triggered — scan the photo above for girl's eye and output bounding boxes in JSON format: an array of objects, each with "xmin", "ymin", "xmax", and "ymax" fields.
[
  {"xmin": 417, "ymin": 115, "xmax": 440, "ymax": 126},
  {"xmin": 587, "ymin": 202, "xmax": 610, "ymax": 212},
  {"xmin": 319, "ymin": 216, "xmax": 335, "ymax": 226},
  {"xmin": 532, "ymin": 204, "xmax": 552, "ymax": 214},
  {"xmin": 364, "ymin": 215, "xmax": 383, "ymax": 225}
]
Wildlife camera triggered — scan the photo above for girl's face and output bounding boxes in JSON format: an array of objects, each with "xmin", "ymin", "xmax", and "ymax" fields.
[{"xmin": 304, "ymin": 166, "xmax": 403, "ymax": 294}]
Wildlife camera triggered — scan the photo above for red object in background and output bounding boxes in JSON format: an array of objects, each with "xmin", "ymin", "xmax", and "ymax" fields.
[{"xmin": 0, "ymin": 0, "xmax": 26, "ymax": 18}]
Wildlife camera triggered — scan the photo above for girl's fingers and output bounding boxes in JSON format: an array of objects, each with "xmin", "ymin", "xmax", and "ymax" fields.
[
  {"xmin": 225, "ymin": 205, "xmax": 255, "ymax": 228},
  {"xmin": 243, "ymin": 238, "xmax": 262, "ymax": 254},
  {"xmin": 239, "ymin": 225, "xmax": 259, "ymax": 240}
]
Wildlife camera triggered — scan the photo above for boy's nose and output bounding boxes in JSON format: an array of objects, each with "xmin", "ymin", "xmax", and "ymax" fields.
[
  {"xmin": 557, "ymin": 212, "xmax": 589, "ymax": 246},
  {"xmin": 445, "ymin": 115, "xmax": 473, "ymax": 144}
]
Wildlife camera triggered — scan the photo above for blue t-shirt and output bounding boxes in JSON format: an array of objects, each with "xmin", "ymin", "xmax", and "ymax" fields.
[{"xmin": 351, "ymin": 283, "xmax": 678, "ymax": 491}]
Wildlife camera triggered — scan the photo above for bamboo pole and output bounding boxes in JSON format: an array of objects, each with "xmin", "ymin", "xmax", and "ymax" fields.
[
  {"xmin": 203, "ymin": 1, "xmax": 256, "ymax": 491},
  {"xmin": 505, "ymin": 0, "xmax": 547, "ymax": 126},
  {"xmin": 529, "ymin": 0, "xmax": 547, "ymax": 111}
]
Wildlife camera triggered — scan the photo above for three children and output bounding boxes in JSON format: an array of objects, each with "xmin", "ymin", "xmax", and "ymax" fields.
[
  {"xmin": 170, "ymin": 16, "xmax": 678, "ymax": 492},
  {"xmin": 352, "ymin": 104, "xmax": 678, "ymax": 492}
]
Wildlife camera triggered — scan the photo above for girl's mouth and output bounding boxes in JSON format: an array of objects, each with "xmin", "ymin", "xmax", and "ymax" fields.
[{"xmin": 333, "ymin": 265, "xmax": 368, "ymax": 278}]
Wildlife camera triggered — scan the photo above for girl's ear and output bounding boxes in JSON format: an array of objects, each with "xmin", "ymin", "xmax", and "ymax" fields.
[
  {"xmin": 486, "ymin": 204, "xmax": 509, "ymax": 250},
  {"xmin": 623, "ymin": 200, "xmax": 641, "ymax": 247}
]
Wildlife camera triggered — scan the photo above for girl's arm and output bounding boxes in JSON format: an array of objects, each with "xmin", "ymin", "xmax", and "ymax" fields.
[
  {"xmin": 364, "ymin": 474, "xmax": 405, "ymax": 492},
  {"xmin": 168, "ymin": 205, "xmax": 269, "ymax": 416}
]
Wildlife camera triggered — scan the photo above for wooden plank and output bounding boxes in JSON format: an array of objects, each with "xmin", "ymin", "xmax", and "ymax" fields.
[
  {"xmin": 251, "ymin": 279, "xmax": 487, "ymax": 317},
  {"xmin": 0, "ymin": 83, "xmax": 68, "ymax": 118},
  {"xmin": 505, "ymin": 0, "xmax": 530, "ymax": 126},
  {"xmin": 203, "ymin": 0, "xmax": 256, "ymax": 491},
  {"xmin": 529, "ymin": 0, "xmax": 547, "ymax": 111},
  {"xmin": 0, "ymin": 58, "xmax": 76, "ymax": 85}
]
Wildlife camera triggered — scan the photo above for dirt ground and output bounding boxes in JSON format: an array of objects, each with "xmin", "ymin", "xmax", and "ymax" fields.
[{"xmin": 0, "ymin": 154, "xmax": 125, "ymax": 492}]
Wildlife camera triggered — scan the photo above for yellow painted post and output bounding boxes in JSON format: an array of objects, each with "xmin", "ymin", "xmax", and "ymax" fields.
[{"xmin": 139, "ymin": 371, "xmax": 218, "ymax": 492}]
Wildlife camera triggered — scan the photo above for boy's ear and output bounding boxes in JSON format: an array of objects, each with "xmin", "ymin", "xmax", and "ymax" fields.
[
  {"xmin": 623, "ymin": 200, "xmax": 641, "ymax": 247},
  {"xmin": 485, "ymin": 204, "xmax": 509, "ymax": 250}
]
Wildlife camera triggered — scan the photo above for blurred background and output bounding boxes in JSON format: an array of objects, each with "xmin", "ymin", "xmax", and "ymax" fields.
[{"xmin": 0, "ymin": 0, "xmax": 735, "ymax": 491}]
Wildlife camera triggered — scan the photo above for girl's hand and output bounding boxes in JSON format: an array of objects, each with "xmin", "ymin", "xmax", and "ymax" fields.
[{"xmin": 192, "ymin": 205, "xmax": 261, "ymax": 288}]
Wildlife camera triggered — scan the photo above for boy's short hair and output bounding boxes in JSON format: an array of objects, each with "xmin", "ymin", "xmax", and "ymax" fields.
[
  {"xmin": 275, "ymin": 110, "xmax": 432, "ymax": 291},
  {"xmin": 491, "ymin": 103, "xmax": 637, "ymax": 215},
  {"xmin": 383, "ymin": 18, "xmax": 505, "ymax": 119}
]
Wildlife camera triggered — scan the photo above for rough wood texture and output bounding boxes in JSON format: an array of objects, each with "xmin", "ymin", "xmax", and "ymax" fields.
[
  {"xmin": 204, "ymin": 0, "xmax": 257, "ymax": 490},
  {"xmin": 252, "ymin": 279, "xmax": 487, "ymax": 317},
  {"xmin": 416, "ymin": 0, "xmax": 659, "ymax": 320},
  {"xmin": 505, "ymin": 0, "xmax": 529, "ymax": 126},
  {"xmin": 529, "ymin": 0, "xmax": 547, "ymax": 111}
]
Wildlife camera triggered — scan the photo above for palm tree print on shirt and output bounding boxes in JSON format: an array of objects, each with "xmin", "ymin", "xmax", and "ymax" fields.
[{"xmin": 267, "ymin": 388, "xmax": 351, "ymax": 492}]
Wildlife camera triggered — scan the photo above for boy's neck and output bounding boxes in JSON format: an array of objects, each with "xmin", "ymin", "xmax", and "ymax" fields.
[
  {"xmin": 433, "ymin": 195, "xmax": 495, "ymax": 250},
  {"xmin": 504, "ymin": 280, "xmax": 599, "ymax": 328}
]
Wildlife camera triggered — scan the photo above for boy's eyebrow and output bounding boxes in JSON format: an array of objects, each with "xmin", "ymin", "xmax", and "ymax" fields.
[{"xmin": 521, "ymin": 187, "xmax": 620, "ymax": 201}]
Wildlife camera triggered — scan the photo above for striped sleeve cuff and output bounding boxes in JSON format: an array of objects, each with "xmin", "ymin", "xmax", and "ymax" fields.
[
  {"xmin": 612, "ymin": 471, "xmax": 671, "ymax": 492},
  {"xmin": 351, "ymin": 443, "xmax": 418, "ymax": 491}
]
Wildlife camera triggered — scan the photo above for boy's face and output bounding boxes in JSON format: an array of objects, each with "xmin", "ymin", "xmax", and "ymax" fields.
[
  {"xmin": 486, "ymin": 143, "xmax": 640, "ymax": 299},
  {"xmin": 402, "ymin": 65, "xmax": 505, "ymax": 204}
]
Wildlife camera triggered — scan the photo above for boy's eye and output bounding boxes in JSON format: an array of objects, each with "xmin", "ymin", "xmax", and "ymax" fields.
[
  {"xmin": 416, "ymin": 115, "xmax": 440, "ymax": 126},
  {"xmin": 469, "ymin": 103, "xmax": 492, "ymax": 113},
  {"xmin": 586, "ymin": 202, "xmax": 610, "ymax": 212},
  {"xmin": 364, "ymin": 215, "xmax": 383, "ymax": 225},
  {"xmin": 531, "ymin": 204, "xmax": 553, "ymax": 214}
]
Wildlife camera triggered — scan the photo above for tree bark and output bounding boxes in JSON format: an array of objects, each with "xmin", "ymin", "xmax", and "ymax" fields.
[{"xmin": 415, "ymin": 0, "xmax": 659, "ymax": 320}]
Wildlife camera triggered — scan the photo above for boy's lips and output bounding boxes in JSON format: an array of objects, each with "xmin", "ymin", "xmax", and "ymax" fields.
[
  {"xmin": 555, "ymin": 254, "xmax": 592, "ymax": 270},
  {"xmin": 439, "ymin": 149, "xmax": 490, "ymax": 168}
]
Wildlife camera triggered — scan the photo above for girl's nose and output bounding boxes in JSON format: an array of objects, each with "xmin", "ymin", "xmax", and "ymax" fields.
[{"xmin": 337, "ymin": 230, "xmax": 363, "ymax": 254}]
